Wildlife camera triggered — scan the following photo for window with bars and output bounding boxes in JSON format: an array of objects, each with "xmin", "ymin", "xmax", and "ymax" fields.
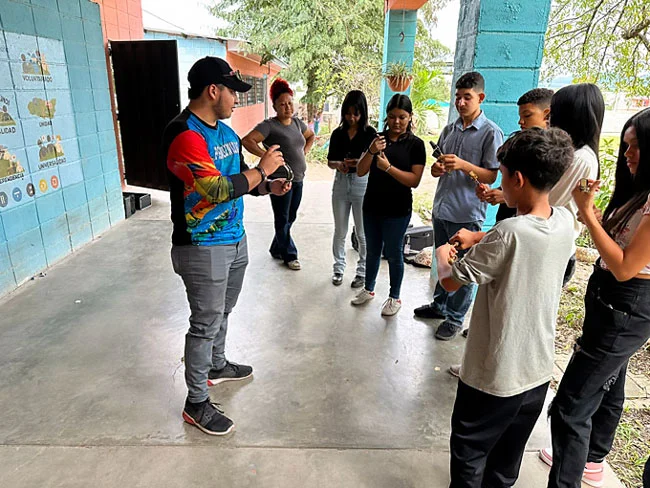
[
  {"xmin": 255, "ymin": 78, "xmax": 265, "ymax": 105},
  {"xmin": 238, "ymin": 75, "xmax": 265, "ymax": 107}
]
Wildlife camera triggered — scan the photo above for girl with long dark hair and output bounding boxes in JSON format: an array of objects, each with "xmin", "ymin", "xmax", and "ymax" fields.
[
  {"xmin": 548, "ymin": 83, "xmax": 605, "ymax": 283},
  {"xmin": 545, "ymin": 108, "xmax": 650, "ymax": 488},
  {"xmin": 327, "ymin": 90, "xmax": 377, "ymax": 288},
  {"xmin": 350, "ymin": 94, "xmax": 426, "ymax": 316}
]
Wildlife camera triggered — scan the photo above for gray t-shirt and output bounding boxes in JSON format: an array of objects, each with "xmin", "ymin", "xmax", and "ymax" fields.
[
  {"xmin": 451, "ymin": 206, "xmax": 574, "ymax": 397},
  {"xmin": 254, "ymin": 117, "xmax": 308, "ymax": 182}
]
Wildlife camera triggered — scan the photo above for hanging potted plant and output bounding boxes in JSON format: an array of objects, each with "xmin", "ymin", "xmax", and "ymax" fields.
[{"xmin": 384, "ymin": 61, "xmax": 413, "ymax": 92}]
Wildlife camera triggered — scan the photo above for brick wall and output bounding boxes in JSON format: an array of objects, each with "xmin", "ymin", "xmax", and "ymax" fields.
[
  {"xmin": 0, "ymin": 0, "xmax": 124, "ymax": 297},
  {"xmin": 227, "ymin": 51, "xmax": 281, "ymax": 136}
]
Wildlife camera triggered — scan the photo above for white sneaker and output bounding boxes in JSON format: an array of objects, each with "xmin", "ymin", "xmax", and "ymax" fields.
[
  {"xmin": 351, "ymin": 289, "xmax": 375, "ymax": 305},
  {"xmin": 381, "ymin": 297, "xmax": 402, "ymax": 316},
  {"xmin": 448, "ymin": 364, "xmax": 461, "ymax": 377},
  {"xmin": 286, "ymin": 260, "xmax": 301, "ymax": 270}
]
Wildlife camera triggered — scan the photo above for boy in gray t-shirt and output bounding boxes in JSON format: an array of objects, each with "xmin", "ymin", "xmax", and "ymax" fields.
[{"xmin": 435, "ymin": 128, "xmax": 575, "ymax": 487}]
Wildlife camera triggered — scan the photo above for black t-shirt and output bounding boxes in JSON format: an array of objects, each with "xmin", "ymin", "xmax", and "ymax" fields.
[
  {"xmin": 327, "ymin": 125, "xmax": 377, "ymax": 173},
  {"xmin": 363, "ymin": 132, "xmax": 426, "ymax": 217}
]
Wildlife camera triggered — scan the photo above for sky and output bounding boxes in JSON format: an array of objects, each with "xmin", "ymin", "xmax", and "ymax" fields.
[
  {"xmin": 430, "ymin": 0, "xmax": 460, "ymax": 51},
  {"xmin": 141, "ymin": 0, "xmax": 225, "ymax": 36},
  {"xmin": 141, "ymin": 0, "xmax": 461, "ymax": 49}
]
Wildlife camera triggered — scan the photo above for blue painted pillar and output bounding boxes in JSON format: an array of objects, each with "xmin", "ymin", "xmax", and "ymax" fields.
[
  {"xmin": 450, "ymin": 0, "xmax": 552, "ymax": 229},
  {"xmin": 379, "ymin": 9, "xmax": 417, "ymax": 126}
]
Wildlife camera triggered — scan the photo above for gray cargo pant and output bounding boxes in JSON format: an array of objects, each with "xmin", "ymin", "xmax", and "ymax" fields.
[{"xmin": 171, "ymin": 236, "xmax": 248, "ymax": 403}]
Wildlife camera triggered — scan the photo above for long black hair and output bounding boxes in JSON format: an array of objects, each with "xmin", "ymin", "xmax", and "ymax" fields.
[
  {"xmin": 382, "ymin": 94, "xmax": 413, "ymax": 134},
  {"xmin": 603, "ymin": 108, "xmax": 650, "ymax": 236},
  {"xmin": 339, "ymin": 90, "xmax": 369, "ymax": 131},
  {"xmin": 550, "ymin": 83, "xmax": 605, "ymax": 175}
]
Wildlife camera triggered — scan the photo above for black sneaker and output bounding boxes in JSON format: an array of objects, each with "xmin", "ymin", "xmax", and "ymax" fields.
[
  {"xmin": 208, "ymin": 361, "xmax": 253, "ymax": 386},
  {"xmin": 332, "ymin": 273, "xmax": 343, "ymax": 286},
  {"xmin": 350, "ymin": 275, "xmax": 364, "ymax": 288},
  {"xmin": 182, "ymin": 399, "xmax": 234, "ymax": 436},
  {"xmin": 414, "ymin": 303, "xmax": 446, "ymax": 319},
  {"xmin": 435, "ymin": 321, "xmax": 462, "ymax": 341}
]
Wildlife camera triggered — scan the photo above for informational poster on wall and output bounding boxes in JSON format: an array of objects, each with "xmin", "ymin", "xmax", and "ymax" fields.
[{"xmin": 0, "ymin": 32, "xmax": 77, "ymax": 211}]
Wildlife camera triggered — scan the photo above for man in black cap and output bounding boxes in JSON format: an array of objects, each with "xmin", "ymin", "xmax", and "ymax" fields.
[{"xmin": 164, "ymin": 56, "xmax": 288, "ymax": 435}]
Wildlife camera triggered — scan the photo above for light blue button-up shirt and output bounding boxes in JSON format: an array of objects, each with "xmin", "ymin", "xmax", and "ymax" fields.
[{"xmin": 432, "ymin": 112, "xmax": 504, "ymax": 223}]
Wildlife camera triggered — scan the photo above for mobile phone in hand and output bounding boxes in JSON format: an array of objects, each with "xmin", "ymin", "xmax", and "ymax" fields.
[{"xmin": 429, "ymin": 141, "xmax": 443, "ymax": 159}]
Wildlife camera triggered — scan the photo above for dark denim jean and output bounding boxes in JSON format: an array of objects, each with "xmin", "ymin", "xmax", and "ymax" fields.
[
  {"xmin": 431, "ymin": 217, "xmax": 482, "ymax": 328},
  {"xmin": 548, "ymin": 265, "xmax": 650, "ymax": 488},
  {"xmin": 363, "ymin": 211, "xmax": 410, "ymax": 299},
  {"xmin": 269, "ymin": 181, "xmax": 303, "ymax": 263}
]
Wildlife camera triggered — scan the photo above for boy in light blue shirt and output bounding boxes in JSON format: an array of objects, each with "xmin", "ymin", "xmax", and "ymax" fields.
[{"xmin": 414, "ymin": 71, "xmax": 504, "ymax": 340}]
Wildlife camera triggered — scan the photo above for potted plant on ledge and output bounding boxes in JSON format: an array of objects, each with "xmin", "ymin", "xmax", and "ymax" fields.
[{"xmin": 384, "ymin": 61, "xmax": 412, "ymax": 92}]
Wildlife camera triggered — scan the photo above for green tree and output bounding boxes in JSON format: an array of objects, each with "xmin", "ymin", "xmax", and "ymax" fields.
[
  {"xmin": 544, "ymin": 0, "xmax": 650, "ymax": 95},
  {"xmin": 210, "ymin": 0, "xmax": 385, "ymax": 117}
]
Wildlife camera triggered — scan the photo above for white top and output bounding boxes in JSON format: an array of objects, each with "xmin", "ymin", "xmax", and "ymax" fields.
[
  {"xmin": 548, "ymin": 145, "xmax": 599, "ymax": 241},
  {"xmin": 452, "ymin": 207, "xmax": 574, "ymax": 397},
  {"xmin": 600, "ymin": 194, "xmax": 650, "ymax": 275}
]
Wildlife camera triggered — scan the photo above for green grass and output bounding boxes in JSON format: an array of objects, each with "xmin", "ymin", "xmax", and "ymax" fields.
[
  {"xmin": 610, "ymin": 408, "xmax": 650, "ymax": 488},
  {"xmin": 413, "ymin": 190, "xmax": 433, "ymax": 223}
]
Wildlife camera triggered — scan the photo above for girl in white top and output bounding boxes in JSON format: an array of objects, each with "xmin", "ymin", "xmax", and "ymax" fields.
[
  {"xmin": 548, "ymin": 83, "xmax": 605, "ymax": 240},
  {"xmin": 546, "ymin": 108, "xmax": 650, "ymax": 488}
]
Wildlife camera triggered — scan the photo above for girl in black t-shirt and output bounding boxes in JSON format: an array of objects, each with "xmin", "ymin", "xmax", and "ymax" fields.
[
  {"xmin": 351, "ymin": 94, "xmax": 426, "ymax": 316},
  {"xmin": 328, "ymin": 90, "xmax": 376, "ymax": 288}
]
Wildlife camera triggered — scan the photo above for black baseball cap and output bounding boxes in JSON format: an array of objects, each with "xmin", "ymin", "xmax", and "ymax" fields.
[{"xmin": 188, "ymin": 56, "xmax": 252, "ymax": 93}]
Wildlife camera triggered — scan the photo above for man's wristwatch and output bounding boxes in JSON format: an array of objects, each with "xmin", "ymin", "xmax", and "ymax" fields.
[{"xmin": 254, "ymin": 165, "xmax": 267, "ymax": 181}]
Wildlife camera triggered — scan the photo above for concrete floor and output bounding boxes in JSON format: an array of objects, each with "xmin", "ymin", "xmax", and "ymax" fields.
[{"xmin": 0, "ymin": 180, "xmax": 623, "ymax": 487}]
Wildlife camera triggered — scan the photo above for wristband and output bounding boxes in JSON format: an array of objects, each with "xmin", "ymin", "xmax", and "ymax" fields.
[
  {"xmin": 254, "ymin": 166, "xmax": 267, "ymax": 181},
  {"xmin": 369, "ymin": 148, "xmax": 379, "ymax": 156},
  {"xmin": 385, "ymin": 164, "xmax": 392, "ymax": 173}
]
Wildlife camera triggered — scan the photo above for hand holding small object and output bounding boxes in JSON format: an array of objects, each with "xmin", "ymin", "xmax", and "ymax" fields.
[
  {"xmin": 447, "ymin": 242, "xmax": 460, "ymax": 264},
  {"xmin": 440, "ymin": 154, "xmax": 466, "ymax": 173},
  {"xmin": 269, "ymin": 179, "xmax": 291, "ymax": 195},
  {"xmin": 449, "ymin": 229, "xmax": 478, "ymax": 250},
  {"xmin": 369, "ymin": 135, "xmax": 386, "ymax": 155},
  {"xmin": 572, "ymin": 179, "xmax": 601, "ymax": 216},
  {"xmin": 431, "ymin": 161, "xmax": 445, "ymax": 177},
  {"xmin": 436, "ymin": 243, "xmax": 457, "ymax": 267}
]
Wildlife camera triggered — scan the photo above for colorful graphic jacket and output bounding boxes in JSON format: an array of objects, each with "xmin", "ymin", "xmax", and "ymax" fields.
[{"xmin": 164, "ymin": 109, "xmax": 257, "ymax": 246}]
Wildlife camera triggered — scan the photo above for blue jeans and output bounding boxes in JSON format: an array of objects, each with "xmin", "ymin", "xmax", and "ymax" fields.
[
  {"xmin": 332, "ymin": 172, "xmax": 367, "ymax": 276},
  {"xmin": 270, "ymin": 181, "xmax": 303, "ymax": 263},
  {"xmin": 363, "ymin": 212, "xmax": 410, "ymax": 299},
  {"xmin": 431, "ymin": 217, "xmax": 482, "ymax": 328}
]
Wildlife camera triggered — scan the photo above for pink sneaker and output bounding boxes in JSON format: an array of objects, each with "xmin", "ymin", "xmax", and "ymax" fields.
[
  {"xmin": 582, "ymin": 462, "xmax": 604, "ymax": 487},
  {"xmin": 538, "ymin": 447, "xmax": 553, "ymax": 467},
  {"xmin": 538, "ymin": 448, "xmax": 604, "ymax": 487}
]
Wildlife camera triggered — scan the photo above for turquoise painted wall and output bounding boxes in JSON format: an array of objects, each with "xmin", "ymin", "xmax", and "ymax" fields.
[
  {"xmin": 0, "ymin": 0, "xmax": 123, "ymax": 297},
  {"xmin": 450, "ymin": 0, "xmax": 552, "ymax": 229},
  {"xmin": 144, "ymin": 31, "xmax": 227, "ymax": 110},
  {"xmin": 379, "ymin": 9, "xmax": 417, "ymax": 126}
]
